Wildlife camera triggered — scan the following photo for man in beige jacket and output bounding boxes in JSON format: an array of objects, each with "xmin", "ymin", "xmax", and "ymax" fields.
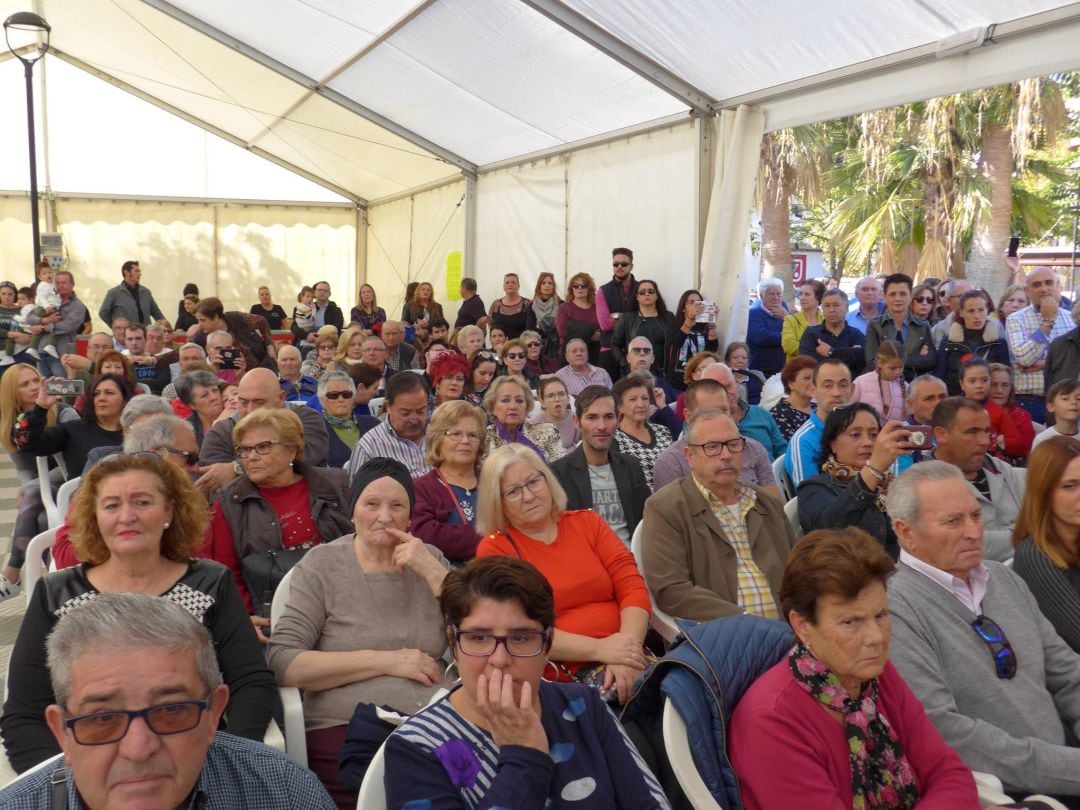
[{"xmin": 642, "ymin": 409, "xmax": 795, "ymax": 621}]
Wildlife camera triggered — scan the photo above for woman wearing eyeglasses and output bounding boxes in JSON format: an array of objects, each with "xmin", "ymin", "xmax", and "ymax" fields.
[
  {"xmin": 481, "ymin": 376, "xmax": 566, "ymax": 465},
  {"xmin": 1, "ymin": 452, "xmax": 275, "ymax": 774},
  {"xmin": 411, "ymin": 401, "xmax": 486, "ymax": 564},
  {"xmin": 797, "ymin": 403, "xmax": 911, "ymax": 560},
  {"xmin": 528, "ymin": 376, "xmax": 579, "ymax": 451},
  {"xmin": 556, "ymin": 272, "xmax": 602, "ymax": 364},
  {"xmin": 201, "ymin": 408, "xmax": 352, "ymax": 625},
  {"xmin": 611, "ymin": 279, "xmax": 677, "ymax": 377},
  {"xmin": 730, "ymin": 528, "xmax": 978, "ymax": 809},
  {"xmin": 520, "ymin": 329, "xmax": 558, "ymax": 378},
  {"xmin": 384, "ymin": 556, "xmax": 670, "ymax": 809},
  {"xmin": 317, "ymin": 371, "xmax": 379, "ymax": 468},
  {"xmin": 300, "ymin": 326, "xmax": 341, "ymax": 381},
  {"xmin": 909, "ymin": 283, "xmax": 937, "ymax": 324},
  {"xmin": 499, "ymin": 338, "xmax": 539, "ymax": 387},
  {"xmin": 268, "ymin": 457, "xmax": 449, "ymax": 807},
  {"xmin": 474, "ymin": 446, "xmax": 653, "ymax": 706}
]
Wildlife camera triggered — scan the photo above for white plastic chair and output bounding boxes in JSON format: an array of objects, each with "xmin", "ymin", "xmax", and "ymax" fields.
[
  {"xmin": 629, "ymin": 522, "xmax": 680, "ymax": 643},
  {"xmin": 369, "ymin": 396, "xmax": 386, "ymax": 420},
  {"xmin": 0, "ymin": 752, "xmax": 63, "ymax": 790},
  {"xmin": 37, "ymin": 456, "xmax": 61, "ymax": 528},
  {"xmin": 772, "ymin": 455, "xmax": 794, "ymax": 502},
  {"xmin": 783, "ymin": 497, "xmax": 801, "ymax": 537},
  {"xmin": 662, "ymin": 697, "xmax": 722, "ymax": 809},
  {"xmin": 56, "ymin": 476, "xmax": 81, "ymax": 520},
  {"xmin": 22, "ymin": 527, "xmax": 58, "ymax": 598},
  {"xmin": 356, "ymin": 741, "xmax": 387, "ymax": 810},
  {"xmin": 270, "ymin": 566, "xmax": 307, "ymax": 767}
]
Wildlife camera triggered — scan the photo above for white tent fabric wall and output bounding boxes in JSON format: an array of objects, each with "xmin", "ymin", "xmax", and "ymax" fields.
[
  {"xmin": 0, "ymin": 194, "xmax": 358, "ymax": 325},
  {"xmin": 473, "ymin": 123, "xmax": 696, "ymax": 317},
  {"xmin": 699, "ymin": 107, "xmax": 767, "ymax": 350},
  {"xmin": 365, "ymin": 180, "xmax": 467, "ymax": 324}
]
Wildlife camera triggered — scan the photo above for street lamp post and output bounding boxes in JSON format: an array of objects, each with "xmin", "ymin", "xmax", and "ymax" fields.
[{"xmin": 4, "ymin": 12, "xmax": 51, "ymax": 269}]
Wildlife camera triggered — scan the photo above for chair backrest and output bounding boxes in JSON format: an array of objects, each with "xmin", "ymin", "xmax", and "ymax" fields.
[
  {"xmin": 630, "ymin": 522, "xmax": 680, "ymax": 643},
  {"xmin": 772, "ymin": 455, "xmax": 794, "ymax": 501},
  {"xmin": 270, "ymin": 565, "xmax": 297, "ymax": 628},
  {"xmin": 23, "ymin": 528, "xmax": 59, "ymax": 602},
  {"xmin": 663, "ymin": 697, "xmax": 723, "ymax": 810},
  {"xmin": 37, "ymin": 456, "xmax": 61, "ymax": 528},
  {"xmin": 783, "ymin": 497, "xmax": 801, "ymax": 537},
  {"xmin": 369, "ymin": 397, "xmax": 386, "ymax": 420},
  {"xmin": 356, "ymin": 732, "xmax": 388, "ymax": 810},
  {"xmin": 0, "ymin": 753, "xmax": 63, "ymax": 790},
  {"xmin": 56, "ymin": 476, "xmax": 82, "ymax": 520}
]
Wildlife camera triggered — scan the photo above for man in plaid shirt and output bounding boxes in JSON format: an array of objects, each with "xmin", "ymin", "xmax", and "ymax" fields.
[{"xmin": 1005, "ymin": 266, "xmax": 1073, "ymax": 424}]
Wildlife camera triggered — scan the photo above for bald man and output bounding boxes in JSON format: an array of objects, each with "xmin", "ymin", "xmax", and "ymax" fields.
[
  {"xmin": 276, "ymin": 344, "xmax": 317, "ymax": 400},
  {"xmin": 196, "ymin": 368, "xmax": 329, "ymax": 494}
]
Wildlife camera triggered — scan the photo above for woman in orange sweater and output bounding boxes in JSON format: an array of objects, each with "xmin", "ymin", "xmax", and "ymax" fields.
[{"xmin": 474, "ymin": 444, "xmax": 651, "ymax": 704}]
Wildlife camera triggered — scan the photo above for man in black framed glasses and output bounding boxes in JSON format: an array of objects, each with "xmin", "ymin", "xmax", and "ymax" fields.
[
  {"xmin": 0, "ymin": 592, "xmax": 333, "ymax": 808},
  {"xmin": 885, "ymin": 461, "xmax": 1080, "ymax": 804}
]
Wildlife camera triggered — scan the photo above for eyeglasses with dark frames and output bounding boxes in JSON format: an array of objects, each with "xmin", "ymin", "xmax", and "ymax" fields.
[
  {"xmin": 161, "ymin": 446, "xmax": 199, "ymax": 467},
  {"xmin": 453, "ymin": 627, "xmax": 549, "ymax": 658},
  {"xmin": 571, "ymin": 283, "xmax": 588, "ymax": 289},
  {"xmin": 629, "ymin": 347, "xmax": 653, "ymax": 354},
  {"xmin": 504, "ymin": 352, "xmax": 526, "ymax": 360},
  {"xmin": 687, "ymin": 437, "xmax": 745, "ymax": 456},
  {"xmin": 912, "ymin": 296, "xmax": 934, "ymax": 304},
  {"xmin": 637, "ymin": 288, "xmax": 657, "ymax": 295},
  {"xmin": 971, "ymin": 614, "xmax": 1017, "ymax": 679},
  {"xmin": 612, "ymin": 261, "xmax": 631, "ymax": 268},
  {"xmin": 234, "ymin": 440, "xmax": 285, "ymax": 459},
  {"xmin": 64, "ymin": 694, "xmax": 211, "ymax": 745},
  {"xmin": 525, "ymin": 341, "xmax": 541, "ymax": 348},
  {"xmin": 500, "ymin": 473, "xmax": 547, "ymax": 501},
  {"xmin": 323, "ymin": 391, "xmax": 353, "ymax": 400}
]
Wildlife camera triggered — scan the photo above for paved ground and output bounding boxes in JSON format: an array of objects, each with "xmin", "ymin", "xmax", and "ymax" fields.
[{"xmin": 0, "ymin": 450, "xmax": 26, "ymax": 784}]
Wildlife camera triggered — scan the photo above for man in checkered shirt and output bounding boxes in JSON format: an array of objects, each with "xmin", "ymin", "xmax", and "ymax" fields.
[{"xmin": 1004, "ymin": 266, "xmax": 1074, "ymax": 424}]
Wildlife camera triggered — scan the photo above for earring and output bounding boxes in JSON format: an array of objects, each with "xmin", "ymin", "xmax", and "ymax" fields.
[
  {"xmin": 542, "ymin": 660, "xmax": 560, "ymax": 683},
  {"xmin": 163, "ymin": 522, "xmax": 171, "ymax": 530},
  {"xmin": 443, "ymin": 661, "xmax": 461, "ymax": 686}
]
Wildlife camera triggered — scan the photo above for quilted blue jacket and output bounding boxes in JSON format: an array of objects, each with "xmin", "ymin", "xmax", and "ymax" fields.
[{"xmin": 624, "ymin": 615, "xmax": 792, "ymax": 809}]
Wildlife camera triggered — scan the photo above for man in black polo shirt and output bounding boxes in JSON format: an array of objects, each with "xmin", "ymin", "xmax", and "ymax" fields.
[
  {"xmin": 454, "ymin": 277, "xmax": 489, "ymax": 329},
  {"xmin": 598, "ymin": 247, "xmax": 639, "ymax": 379},
  {"xmin": 798, "ymin": 288, "xmax": 865, "ymax": 374}
]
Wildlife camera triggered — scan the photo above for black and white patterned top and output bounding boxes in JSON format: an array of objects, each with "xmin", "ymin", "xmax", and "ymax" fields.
[
  {"xmin": 769, "ymin": 397, "xmax": 813, "ymax": 442},
  {"xmin": 615, "ymin": 423, "xmax": 673, "ymax": 490}
]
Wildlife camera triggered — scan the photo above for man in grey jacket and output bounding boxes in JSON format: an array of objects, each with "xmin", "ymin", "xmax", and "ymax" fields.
[
  {"xmin": 886, "ymin": 460, "xmax": 1080, "ymax": 802},
  {"xmin": 97, "ymin": 260, "xmax": 165, "ymax": 326},
  {"xmin": 929, "ymin": 396, "xmax": 1025, "ymax": 562},
  {"xmin": 24, "ymin": 270, "xmax": 86, "ymax": 378}
]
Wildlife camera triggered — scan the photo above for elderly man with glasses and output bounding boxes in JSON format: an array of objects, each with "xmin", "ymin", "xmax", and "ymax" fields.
[
  {"xmin": 0, "ymin": 592, "xmax": 333, "ymax": 808},
  {"xmin": 886, "ymin": 461, "xmax": 1080, "ymax": 805},
  {"xmin": 641, "ymin": 409, "xmax": 794, "ymax": 622}
]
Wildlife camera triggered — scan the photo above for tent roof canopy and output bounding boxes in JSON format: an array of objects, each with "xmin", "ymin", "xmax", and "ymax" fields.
[{"xmin": 10, "ymin": 0, "xmax": 1080, "ymax": 204}]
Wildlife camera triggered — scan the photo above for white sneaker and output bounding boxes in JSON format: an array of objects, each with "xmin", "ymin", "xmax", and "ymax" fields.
[
  {"xmin": 0, "ymin": 573, "xmax": 21, "ymax": 601},
  {"xmin": 42, "ymin": 344, "xmax": 59, "ymax": 359},
  {"xmin": 0, "ymin": 353, "xmax": 13, "ymax": 367},
  {"xmin": 23, "ymin": 347, "xmax": 39, "ymax": 361}
]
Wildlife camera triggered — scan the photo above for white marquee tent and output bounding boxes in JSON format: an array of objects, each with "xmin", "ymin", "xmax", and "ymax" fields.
[{"xmin": 1, "ymin": 0, "xmax": 1079, "ymax": 335}]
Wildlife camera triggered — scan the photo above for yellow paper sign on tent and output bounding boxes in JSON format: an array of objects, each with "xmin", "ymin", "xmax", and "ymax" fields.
[{"xmin": 446, "ymin": 251, "xmax": 463, "ymax": 301}]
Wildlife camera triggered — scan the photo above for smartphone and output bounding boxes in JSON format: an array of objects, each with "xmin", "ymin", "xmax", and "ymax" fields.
[
  {"xmin": 903, "ymin": 425, "xmax": 934, "ymax": 449},
  {"xmin": 1008, "ymin": 236, "xmax": 1020, "ymax": 258},
  {"xmin": 218, "ymin": 347, "xmax": 240, "ymax": 370},
  {"xmin": 45, "ymin": 379, "xmax": 84, "ymax": 397}
]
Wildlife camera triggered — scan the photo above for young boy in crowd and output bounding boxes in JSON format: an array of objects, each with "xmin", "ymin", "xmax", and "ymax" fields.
[{"xmin": 1031, "ymin": 379, "xmax": 1080, "ymax": 451}]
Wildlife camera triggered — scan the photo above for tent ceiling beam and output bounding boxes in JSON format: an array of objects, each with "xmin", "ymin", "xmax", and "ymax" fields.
[
  {"xmin": 243, "ymin": 0, "xmax": 439, "ymax": 152},
  {"xmin": 369, "ymin": 173, "xmax": 467, "ymax": 208},
  {"xmin": 140, "ymin": 0, "xmax": 478, "ymax": 178},
  {"xmin": 719, "ymin": 3, "xmax": 1080, "ymax": 111},
  {"xmin": 518, "ymin": 0, "xmax": 714, "ymax": 116},
  {"xmin": 479, "ymin": 111, "xmax": 692, "ymax": 175},
  {"xmin": 52, "ymin": 49, "xmax": 367, "ymax": 206}
]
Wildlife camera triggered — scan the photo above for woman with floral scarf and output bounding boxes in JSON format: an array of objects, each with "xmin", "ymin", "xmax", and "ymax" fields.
[
  {"xmin": 797, "ymin": 403, "xmax": 912, "ymax": 560},
  {"xmin": 731, "ymin": 527, "xmax": 979, "ymax": 809}
]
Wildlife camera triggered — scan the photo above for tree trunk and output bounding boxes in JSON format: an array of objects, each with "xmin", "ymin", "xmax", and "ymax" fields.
[
  {"xmin": 967, "ymin": 123, "xmax": 1013, "ymax": 300},
  {"xmin": 761, "ymin": 159, "xmax": 793, "ymax": 302}
]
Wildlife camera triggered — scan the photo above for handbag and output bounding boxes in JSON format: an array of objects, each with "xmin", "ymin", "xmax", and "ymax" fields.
[{"xmin": 240, "ymin": 545, "xmax": 312, "ymax": 618}]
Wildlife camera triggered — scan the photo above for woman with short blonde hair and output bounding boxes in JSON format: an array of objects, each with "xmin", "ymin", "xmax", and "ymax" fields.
[{"xmin": 480, "ymin": 375, "xmax": 564, "ymax": 464}]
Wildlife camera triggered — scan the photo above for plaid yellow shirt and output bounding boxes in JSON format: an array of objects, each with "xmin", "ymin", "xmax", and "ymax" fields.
[{"xmin": 693, "ymin": 477, "xmax": 779, "ymax": 619}]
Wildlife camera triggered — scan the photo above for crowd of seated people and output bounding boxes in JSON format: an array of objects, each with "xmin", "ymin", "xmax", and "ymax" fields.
[{"xmin": 3, "ymin": 256, "xmax": 1080, "ymax": 808}]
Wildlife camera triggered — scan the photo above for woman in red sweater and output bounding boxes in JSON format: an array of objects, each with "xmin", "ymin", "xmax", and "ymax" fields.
[
  {"xmin": 730, "ymin": 527, "xmax": 979, "ymax": 809},
  {"xmin": 474, "ymin": 443, "xmax": 651, "ymax": 704}
]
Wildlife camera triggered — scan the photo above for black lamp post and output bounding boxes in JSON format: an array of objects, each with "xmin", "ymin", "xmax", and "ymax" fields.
[{"xmin": 4, "ymin": 12, "xmax": 51, "ymax": 269}]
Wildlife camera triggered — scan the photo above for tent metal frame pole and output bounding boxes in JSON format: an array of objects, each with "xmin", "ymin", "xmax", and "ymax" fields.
[
  {"xmin": 693, "ymin": 114, "xmax": 712, "ymax": 283},
  {"xmin": 518, "ymin": 0, "xmax": 715, "ymax": 116},
  {"xmin": 51, "ymin": 50, "xmax": 366, "ymax": 206},
  {"xmin": 357, "ymin": 206, "xmax": 368, "ymax": 290},
  {"xmin": 140, "ymin": 0, "xmax": 478, "ymax": 178},
  {"xmin": 464, "ymin": 174, "xmax": 477, "ymax": 279}
]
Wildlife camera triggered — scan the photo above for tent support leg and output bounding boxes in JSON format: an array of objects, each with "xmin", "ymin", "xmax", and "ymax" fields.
[
  {"xmin": 464, "ymin": 174, "xmax": 477, "ymax": 279},
  {"xmin": 357, "ymin": 206, "xmax": 368, "ymax": 289},
  {"xmin": 693, "ymin": 114, "xmax": 713, "ymax": 290}
]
